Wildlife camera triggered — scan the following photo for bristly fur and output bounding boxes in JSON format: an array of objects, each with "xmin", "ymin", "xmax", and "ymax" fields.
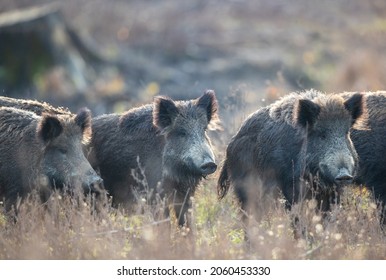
[
  {"xmin": 37, "ymin": 114, "xmax": 63, "ymax": 142},
  {"xmin": 340, "ymin": 92, "xmax": 368, "ymax": 130},
  {"xmin": 0, "ymin": 96, "xmax": 71, "ymax": 116},
  {"xmin": 343, "ymin": 93, "xmax": 363, "ymax": 122},
  {"xmin": 74, "ymin": 108, "xmax": 92, "ymax": 145},
  {"xmin": 152, "ymin": 96, "xmax": 179, "ymax": 130},
  {"xmin": 295, "ymin": 99, "xmax": 321, "ymax": 128},
  {"xmin": 198, "ymin": 89, "xmax": 222, "ymax": 131},
  {"xmin": 218, "ymin": 89, "xmax": 364, "ymax": 220},
  {"xmin": 152, "ymin": 90, "xmax": 222, "ymax": 132},
  {"xmin": 217, "ymin": 158, "xmax": 230, "ymax": 199},
  {"xmin": 89, "ymin": 90, "xmax": 220, "ymax": 226},
  {"xmin": 346, "ymin": 91, "xmax": 386, "ymax": 224},
  {"xmin": 0, "ymin": 103, "xmax": 101, "ymax": 211},
  {"xmin": 0, "ymin": 97, "xmax": 94, "ymax": 145}
]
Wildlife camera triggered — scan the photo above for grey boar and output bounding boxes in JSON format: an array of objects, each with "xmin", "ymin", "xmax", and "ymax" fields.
[
  {"xmin": 0, "ymin": 107, "xmax": 102, "ymax": 210},
  {"xmin": 0, "ymin": 96, "xmax": 105, "ymax": 197},
  {"xmin": 88, "ymin": 90, "xmax": 219, "ymax": 226},
  {"xmin": 342, "ymin": 91, "xmax": 386, "ymax": 222},
  {"xmin": 218, "ymin": 89, "xmax": 364, "ymax": 219}
]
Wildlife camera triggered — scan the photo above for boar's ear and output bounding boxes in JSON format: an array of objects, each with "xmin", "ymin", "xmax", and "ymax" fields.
[
  {"xmin": 344, "ymin": 93, "xmax": 363, "ymax": 123},
  {"xmin": 296, "ymin": 99, "xmax": 321, "ymax": 128},
  {"xmin": 38, "ymin": 115, "xmax": 63, "ymax": 142},
  {"xmin": 75, "ymin": 108, "xmax": 92, "ymax": 144},
  {"xmin": 197, "ymin": 89, "xmax": 219, "ymax": 124},
  {"xmin": 153, "ymin": 96, "xmax": 179, "ymax": 129}
]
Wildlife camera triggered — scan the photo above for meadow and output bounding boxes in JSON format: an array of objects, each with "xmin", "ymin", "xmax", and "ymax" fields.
[
  {"xmin": 1, "ymin": 174, "xmax": 385, "ymax": 260},
  {"xmin": 1, "ymin": 0, "xmax": 386, "ymax": 260}
]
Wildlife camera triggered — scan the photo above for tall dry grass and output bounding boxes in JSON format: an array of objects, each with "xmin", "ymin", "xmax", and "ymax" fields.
[{"xmin": 1, "ymin": 178, "xmax": 385, "ymax": 259}]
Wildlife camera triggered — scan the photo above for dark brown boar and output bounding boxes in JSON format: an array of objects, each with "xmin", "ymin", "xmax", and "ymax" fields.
[
  {"xmin": 342, "ymin": 91, "xmax": 386, "ymax": 222},
  {"xmin": 0, "ymin": 96, "xmax": 105, "ymax": 196},
  {"xmin": 88, "ymin": 90, "xmax": 219, "ymax": 226},
  {"xmin": 218, "ymin": 89, "xmax": 364, "ymax": 220},
  {"xmin": 0, "ymin": 107, "xmax": 102, "ymax": 210}
]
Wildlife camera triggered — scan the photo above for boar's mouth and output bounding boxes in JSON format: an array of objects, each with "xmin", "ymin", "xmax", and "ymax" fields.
[
  {"xmin": 178, "ymin": 158, "xmax": 217, "ymax": 178},
  {"xmin": 334, "ymin": 168, "xmax": 354, "ymax": 185},
  {"xmin": 83, "ymin": 177, "xmax": 105, "ymax": 195},
  {"xmin": 310, "ymin": 169, "xmax": 353, "ymax": 192},
  {"xmin": 311, "ymin": 162, "xmax": 355, "ymax": 189}
]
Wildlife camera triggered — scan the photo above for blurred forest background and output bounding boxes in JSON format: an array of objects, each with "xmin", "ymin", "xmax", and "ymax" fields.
[{"xmin": 1, "ymin": 0, "xmax": 386, "ymax": 124}]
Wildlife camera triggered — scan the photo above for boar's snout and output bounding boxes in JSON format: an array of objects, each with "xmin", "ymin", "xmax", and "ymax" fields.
[
  {"xmin": 83, "ymin": 175, "xmax": 104, "ymax": 194},
  {"xmin": 334, "ymin": 168, "xmax": 353, "ymax": 184},
  {"xmin": 200, "ymin": 161, "xmax": 217, "ymax": 175}
]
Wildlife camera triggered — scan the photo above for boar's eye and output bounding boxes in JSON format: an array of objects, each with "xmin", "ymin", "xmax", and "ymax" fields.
[
  {"xmin": 174, "ymin": 129, "xmax": 188, "ymax": 137},
  {"xmin": 58, "ymin": 148, "xmax": 68, "ymax": 155},
  {"xmin": 319, "ymin": 131, "xmax": 327, "ymax": 140},
  {"xmin": 312, "ymin": 129, "xmax": 327, "ymax": 140}
]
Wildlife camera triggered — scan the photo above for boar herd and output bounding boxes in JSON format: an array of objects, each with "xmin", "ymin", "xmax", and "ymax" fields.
[{"xmin": 0, "ymin": 90, "xmax": 386, "ymax": 229}]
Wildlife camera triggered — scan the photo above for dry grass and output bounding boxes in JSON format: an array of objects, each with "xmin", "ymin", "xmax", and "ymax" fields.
[
  {"xmin": 1, "ymin": 0, "xmax": 386, "ymax": 260},
  {"xmin": 1, "ymin": 178, "xmax": 385, "ymax": 260}
]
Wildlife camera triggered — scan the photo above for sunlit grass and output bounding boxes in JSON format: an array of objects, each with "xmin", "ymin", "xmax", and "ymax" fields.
[{"xmin": 0, "ymin": 180, "xmax": 385, "ymax": 259}]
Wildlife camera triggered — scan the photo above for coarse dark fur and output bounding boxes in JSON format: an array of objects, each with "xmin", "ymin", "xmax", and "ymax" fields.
[
  {"xmin": 0, "ymin": 107, "xmax": 102, "ymax": 211},
  {"xmin": 342, "ymin": 91, "xmax": 386, "ymax": 221},
  {"xmin": 88, "ymin": 90, "xmax": 220, "ymax": 226},
  {"xmin": 0, "ymin": 96, "xmax": 71, "ymax": 116},
  {"xmin": 218, "ymin": 89, "xmax": 364, "ymax": 219}
]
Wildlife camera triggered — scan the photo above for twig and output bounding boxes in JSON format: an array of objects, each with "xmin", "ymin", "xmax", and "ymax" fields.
[{"xmin": 300, "ymin": 244, "xmax": 323, "ymax": 258}]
